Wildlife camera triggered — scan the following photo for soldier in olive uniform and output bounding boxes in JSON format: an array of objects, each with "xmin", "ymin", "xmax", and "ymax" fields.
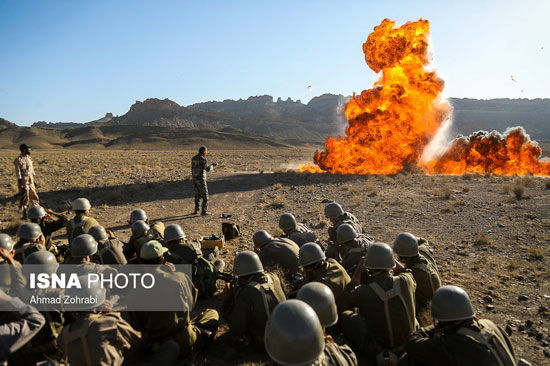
[
  {"xmin": 341, "ymin": 243, "xmax": 418, "ymax": 364},
  {"xmin": 14, "ymin": 144, "xmax": 39, "ymax": 218},
  {"xmin": 126, "ymin": 220, "xmax": 164, "ymax": 260},
  {"xmin": 222, "ymin": 251, "xmax": 286, "ymax": 348},
  {"xmin": 66, "ymin": 198, "xmax": 99, "ymax": 245},
  {"xmin": 13, "ymin": 223, "xmax": 46, "ymax": 263},
  {"xmin": 335, "ymin": 224, "xmax": 373, "ymax": 272},
  {"xmin": 393, "ymin": 233, "xmax": 441, "ymax": 315},
  {"xmin": 128, "ymin": 209, "xmax": 165, "ymax": 241},
  {"xmin": 27, "ymin": 205, "xmax": 69, "ymax": 261},
  {"xmin": 278, "ymin": 213, "xmax": 320, "ymax": 247},
  {"xmin": 324, "ymin": 202, "xmax": 363, "ymax": 259},
  {"xmin": 265, "ymin": 300, "xmax": 358, "ymax": 366},
  {"xmin": 0, "ymin": 235, "xmax": 26, "ymax": 295},
  {"xmin": 253, "ymin": 230, "xmax": 300, "ymax": 278},
  {"xmin": 88, "ymin": 225, "xmax": 127, "ymax": 265},
  {"xmin": 402, "ymin": 286, "xmax": 517, "ymax": 366},
  {"xmin": 191, "ymin": 146, "xmax": 217, "ymax": 215},
  {"xmin": 299, "ymin": 243, "xmax": 351, "ymax": 314}
]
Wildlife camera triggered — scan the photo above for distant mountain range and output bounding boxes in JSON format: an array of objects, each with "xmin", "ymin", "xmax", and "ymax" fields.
[{"xmin": 0, "ymin": 95, "xmax": 548, "ymax": 150}]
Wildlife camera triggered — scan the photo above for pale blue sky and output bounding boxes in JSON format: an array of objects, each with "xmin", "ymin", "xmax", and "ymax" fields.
[{"xmin": 1, "ymin": 0, "xmax": 548, "ymax": 125}]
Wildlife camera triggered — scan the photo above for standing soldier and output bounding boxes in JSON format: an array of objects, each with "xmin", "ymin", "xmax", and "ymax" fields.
[
  {"xmin": 278, "ymin": 213, "xmax": 320, "ymax": 247},
  {"xmin": 191, "ymin": 146, "xmax": 217, "ymax": 216},
  {"xmin": 14, "ymin": 144, "xmax": 39, "ymax": 218}
]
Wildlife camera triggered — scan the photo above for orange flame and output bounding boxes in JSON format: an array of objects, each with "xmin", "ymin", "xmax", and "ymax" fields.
[{"xmin": 301, "ymin": 18, "xmax": 550, "ymax": 176}]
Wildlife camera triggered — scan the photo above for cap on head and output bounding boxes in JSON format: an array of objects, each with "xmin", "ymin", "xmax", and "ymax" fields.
[
  {"xmin": 233, "ymin": 250, "xmax": 264, "ymax": 277},
  {"xmin": 72, "ymin": 198, "xmax": 91, "ymax": 211},
  {"xmin": 278, "ymin": 213, "xmax": 297, "ymax": 232},
  {"xmin": 336, "ymin": 223, "xmax": 358, "ymax": 245},
  {"xmin": 71, "ymin": 234, "xmax": 98, "ymax": 257},
  {"xmin": 140, "ymin": 240, "xmax": 168, "ymax": 260},
  {"xmin": 164, "ymin": 224, "xmax": 185, "ymax": 243},
  {"xmin": 131, "ymin": 220, "xmax": 150, "ymax": 238},
  {"xmin": 17, "ymin": 223, "xmax": 42, "ymax": 241},
  {"xmin": 64, "ymin": 275, "xmax": 106, "ymax": 311},
  {"xmin": 88, "ymin": 225, "xmax": 108, "ymax": 242},
  {"xmin": 0, "ymin": 234, "xmax": 14, "ymax": 251},
  {"xmin": 252, "ymin": 230, "xmax": 273, "ymax": 248},
  {"xmin": 431, "ymin": 285, "xmax": 475, "ymax": 322},
  {"xmin": 264, "ymin": 300, "xmax": 325, "ymax": 366},
  {"xmin": 297, "ymin": 282, "xmax": 338, "ymax": 328},
  {"xmin": 324, "ymin": 202, "xmax": 344, "ymax": 219},
  {"xmin": 129, "ymin": 209, "xmax": 147, "ymax": 224},
  {"xmin": 393, "ymin": 232, "xmax": 419, "ymax": 257},
  {"xmin": 299, "ymin": 242, "xmax": 326, "ymax": 267},
  {"xmin": 27, "ymin": 205, "xmax": 46, "ymax": 220},
  {"xmin": 19, "ymin": 143, "xmax": 31, "ymax": 152},
  {"xmin": 364, "ymin": 242, "xmax": 395, "ymax": 270}
]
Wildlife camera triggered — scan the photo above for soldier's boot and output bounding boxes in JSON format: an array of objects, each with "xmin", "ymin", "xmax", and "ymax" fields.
[{"xmin": 201, "ymin": 197, "xmax": 209, "ymax": 216}]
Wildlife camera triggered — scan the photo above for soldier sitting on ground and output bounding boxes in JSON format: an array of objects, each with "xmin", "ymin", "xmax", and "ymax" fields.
[
  {"xmin": 253, "ymin": 229, "xmax": 300, "ymax": 279},
  {"xmin": 298, "ymin": 243, "xmax": 351, "ymax": 315},
  {"xmin": 27, "ymin": 205, "xmax": 68, "ymax": 255},
  {"xmin": 163, "ymin": 224, "xmax": 220, "ymax": 297},
  {"xmin": 335, "ymin": 224, "xmax": 373, "ymax": 273},
  {"xmin": 278, "ymin": 213, "xmax": 320, "ymax": 247},
  {"xmin": 13, "ymin": 223, "xmax": 46, "ymax": 263},
  {"xmin": 401, "ymin": 285, "xmax": 517, "ymax": 366},
  {"xmin": 324, "ymin": 202, "xmax": 363, "ymax": 259},
  {"xmin": 393, "ymin": 233, "xmax": 441, "ymax": 320},
  {"xmin": 264, "ymin": 299, "xmax": 357, "ymax": 366},
  {"xmin": 341, "ymin": 243, "xmax": 418, "ymax": 364},
  {"xmin": 128, "ymin": 208, "xmax": 164, "ymax": 240},
  {"xmin": 126, "ymin": 220, "xmax": 155, "ymax": 260},
  {"xmin": 88, "ymin": 225, "xmax": 127, "ymax": 265},
  {"xmin": 0, "ymin": 234, "xmax": 26, "ymax": 295},
  {"xmin": 296, "ymin": 282, "xmax": 358, "ymax": 365},
  {"xmin": 222, "ymin": 251, "xmax": 286, "ymax": 348},
  {"xmin": 66, "ymin": 198, "xmax": 99, "ymax": 245}
]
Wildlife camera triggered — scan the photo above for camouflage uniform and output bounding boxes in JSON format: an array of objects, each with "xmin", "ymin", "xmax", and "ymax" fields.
[
  {"xmin": 339, "ymin": 234, "xmax": 373, "ymax": 272},
  {"xmin": 326, "ymin": 213, "xmax": 363, "ymax": 259},
  {"xmin": 66, "ymin": 215, "xmax": 99, "ymax": 245},
  {"xmin": 341, "ymin": 270, "xmax": 418, "ymax": 363},
  {"xmin": 223, "ymin": 272, "xmax": 286, "ymax": 347},
  {"xmin": 282, "ymin": 223, "xmax": 320, "ymax": 247},
  {"xmin": 257, "ymin": 238, "xmax": 300, "ymax": 277},
  {"xmin": 304, "ymin": 258, "xmax": 351, "ymax": 314},
  {"xmin": 403, "ymin": 319, "xmax": 517, "ymax": 366},
  {"xmin": 191, "ymin": 153, "xmax": 214, "ymax": 213},
  {"xmin": 13, "ymin": 240, "xmax": 46, "ymax": 264},
  {"xmin": 321, "ymin": 336, "xmax": 358, "ymax": 366},
  {"xmin": 93, "ymin": 238, "xmax": 128, "ymax": 265},
  {"xmin": 14, "ymin": 154, "xmax": 39, "ymax": 211}
]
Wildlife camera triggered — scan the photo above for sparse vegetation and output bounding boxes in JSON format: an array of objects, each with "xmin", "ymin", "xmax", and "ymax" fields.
[
  {"xmin": 473, "ymin": 233, "xmax": 491, "ymax": 246},
  {"xmin": 435, "ymin": 186, "xmax": 452, "ymax": 199},
  {"xmin": 527, "ymin": 247, "xmax": 544, "ymax": 260},
  {"xmin": 512, "ymin": 180, "xmax": 525, "ymax": 200}
]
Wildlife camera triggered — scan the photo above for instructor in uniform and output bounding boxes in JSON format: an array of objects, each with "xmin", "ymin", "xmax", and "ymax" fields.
[
  {"xmin": 14, "ymin": 144, "xmax": 39, "ymax": 218},
  {"xmin": 191, "ymin": 146, "xmax": 217, "ymax": 216}
]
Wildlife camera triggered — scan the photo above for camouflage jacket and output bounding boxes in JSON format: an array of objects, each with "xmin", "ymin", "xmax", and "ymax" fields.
[
  {"xmin": 191, "ymin": 154, "xmax": 213, "ymax": 181},
  {"xmin": 14, "ymin": 154, "xmax": 35, "ymax": 186},
  {"xmin": 283, "ymin": 223, "xmax": 319, "ymax": 247}
]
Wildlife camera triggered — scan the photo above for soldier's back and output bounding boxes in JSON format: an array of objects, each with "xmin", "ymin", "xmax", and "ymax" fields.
[
  {"xmin": 287, "ymin": 223, "xmax": 318, "ymax": 247},
  {"xmin": 321, "ymin": 337, "xmax": 358, "ymax": 366},
  {"xmin": 308, "ymin": 258, "xmax": 351, "ymax": 313},
  {"xmin": 94, "ymin": 238, "xmax": 127, "ymax": 265},
  {"xmin": 259, "ymin": 238, "xmax": 300, "ymax": 275},
  {"xmin": 408, "ymin": 254, "xmax": 441, "ymax": 307},
  {"xmin": 13, "ymin": 240, "xmax": 44, "ymax": 263}
]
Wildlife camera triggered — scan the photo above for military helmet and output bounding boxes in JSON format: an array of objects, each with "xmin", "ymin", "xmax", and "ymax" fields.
[
  {"xmin": 393, "ymin": 232, "xmax": 419, "ymax": 257},
  {"xmin": 199, "ymin": 146, "xmax": 207, "ymax": 154},
  {"xmin": 233, "ymin": 251, "xmax": 264, "ymax": 277},
  {"xmin": 64, "ymin": 275, "xmax": 106, "ymax": 311},
  {"xmin": 131, "ymin": 220, "xmax": 150, "ymax": 238},
  {"xmin": 27, "ymin": 205, "xmax": 46, "ymax": 220},
  {"xmin": 24, "ymin": 250, "xmax": 59, "ymax": 274},
  {"xmin": 164, "ymin": 224, "xmax": 186, "ymax": 242},
  {"xmin": 297, "ymin": 282, "xmax": 338, "ymax": 328},
  {"xmin": 130, "ymin": 209, "xmax": 147, "ymax": 224},
  {"xmin": 72, "ymin": 198, "xmax": 91, "ymax": 211},
  {"xmin": 264, "ymin": 300, "xmax": 325, "ymax": 366},
  {"xmin": 432, "ymin": 285, "xmax": 475, "ymax": 322},
  {"xmin": 252, "ymin": 230, "xmax": 273, "ymax": 248},
  {"xmin": 279, "ymin": 213, "xmax": 297, "ymax": 232},
  {"xmin": 71, "ymin": 234, "xmax": 98, "ymax": 257},
  {"xmin": 88, "ymin": 225, "xmax": 108, "ymax": 242},
  {"xmin": 17, "ymin": 223, "xmax": 42, "ymax": 240},
  {"xmin": 324, "ymin": 202, "xmax": 344, "ymax": 219},
  {"xmin": 140, "ymin": 240, "xmax": 168, "ymax": 260},
  {"xmin": 299, "ymin": 242, "xmax": 326, "ymax": 267},
  {"xmin": 364, "ymin": 242, "xmax": 395, "ymax": 270},
  {"xmin": 336, "ymin": 223, "xmax": 358, "ymax": 244},
  {"xmin": 0, "ymin": 234, "xmax": 14, "ymax": 251}
]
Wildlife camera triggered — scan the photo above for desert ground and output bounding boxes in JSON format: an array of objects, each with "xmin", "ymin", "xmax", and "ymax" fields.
[{"xmin": 0, "ymin": 148, "xmax": 549, "ymax": 365}]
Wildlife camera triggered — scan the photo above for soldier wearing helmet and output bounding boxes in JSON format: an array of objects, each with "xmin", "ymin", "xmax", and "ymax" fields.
[
  {"xmin": 335, "ymin": 223, "xmax": 374, "ymax": 272},
  {"xmin": 66, "ymin": 198, "xmax": 99, "ymax": 245},
  {"xmin": 341, "ymin": 243, "xmax": 418, "ymax": 364},
  {"xmin": 264, "ymin": 300, "xmax": 358, "ymax": 366},
  {"xmin": 89, "ymin": 225, "xmax": 127, "ymax": 265},
  {"xmin": 27, "ymin": 205, "xmax": 69, "ymax": 261},
  {"xmin": 13, "ymin": 223, "xmax": 46, "ymax": 263},
  {"xmin": 222, "ymin": 250, "xmax": 286, "ymax": 347},
  {"xmin": 253, "ymin": 229, "xmax": 300, "ymax": 278},
  {"xmin": 278, "ymin": 213, "xmax": 320, "ymax": 247},
  {"xmin": 298, "ymin": 242, "xmax": 351, "ymax": 314},
  {"xmin": 14, "ymin": 143, "xmax": 39, "ymax": 219},
  {"xmin": 127, "ymin": 208, "xmax": 165, "ymax": 251},
  {"xmin": 324, "ymin": 202, "xmax": 363, "ymax": 259},
  {"xmin": 0, "ymin": 235, "xmax": 26, "ymax": 295},
  {"xmin": 126, "ymin": 219, "xmax": 162, "ymax": 260},
  {"xmin": 403, "ymin": 285, "xmax": 517, "ymax": 366},
  {"xmin": 393, "ymin": 233, "xmax": 441, "ymax": 316},
  {"xmin": 191, "ymin": 146, "xmax": 217, "ymax": 216}
]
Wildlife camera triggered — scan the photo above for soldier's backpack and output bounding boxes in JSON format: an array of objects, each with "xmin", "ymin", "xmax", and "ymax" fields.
[
  {"xmin": 193, "ymin": 256, "xmax": 218, "ymax": 297},
  {"xmin": 222, "ymin": 223, "xmax": 241, "ymax": 240}
]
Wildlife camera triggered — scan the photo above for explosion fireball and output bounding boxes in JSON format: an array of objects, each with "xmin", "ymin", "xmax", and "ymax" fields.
[{"xmin": 301, "ymin": 18, "xmax": 550, "ymax": 176}]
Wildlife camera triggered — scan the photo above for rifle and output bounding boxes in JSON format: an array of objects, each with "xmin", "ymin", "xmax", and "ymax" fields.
[{"xmin": 217, "ymin": 271, "xmax": 237, "ymax": 284}]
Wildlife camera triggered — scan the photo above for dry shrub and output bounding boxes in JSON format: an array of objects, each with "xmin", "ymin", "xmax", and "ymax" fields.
[
  {"xmin": 502, "ymin": 184, "xmax": 512, "ymax": 194},
  {"xmin": 527, "ymin": 247, "xmax": 544, "ymax": 260},
  {"xmin": 512, "ymin": 181, "xmax": 525, "ymax": 200},
  {"xmin": 545, "ymin": 181, "xmax": 550, "ymax": 190},
  {"xmin": 272, "ymin": 183, "xmax": 282, "ymax": 190},
  {"xmin": 462, "ymin": 186, "xmax": 470, "ymax": 193},
  {"xmin": 435, "ymin": 186, "xmax": 452, "ymax": 200},
  {"xmin": 365, "ymin": 181, "xmax": 379, "ymax": 197},
  {"xmin": 462, "ymin": 173, "xmax": 474, "ymax": 180},
  {"xmin": 473, "ymin": 233, "xmax": 491, "ymax": 246}
]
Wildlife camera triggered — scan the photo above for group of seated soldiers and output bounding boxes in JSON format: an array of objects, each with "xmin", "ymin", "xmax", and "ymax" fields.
[{"xmin": 0, "ymin": 198, "xmax": 518, "ymax": 365}]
